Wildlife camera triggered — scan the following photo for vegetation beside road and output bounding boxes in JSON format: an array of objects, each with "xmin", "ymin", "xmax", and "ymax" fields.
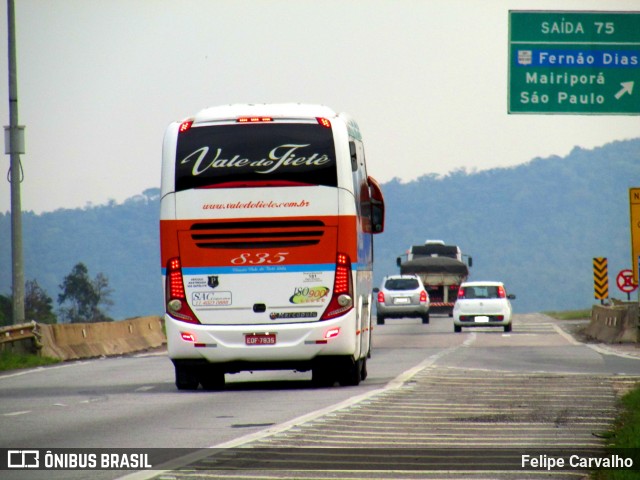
[
  {"xmin": 544, "ymin": 309, "xmax": 591, "ymax": 320},
  {"xmin": 595, "ymin": 386, "xmax": 640, "ymax": 479},
  {"xmin": 609, "ymin": 383, "xmax": 640, "ymax": 449},
  {"xmin": 546, "ymin": 306, "xmax": 640, "ymax": 478},
  {"xmin": 0, "ymin": 350, "xmax": 59, "ymax": 372}
]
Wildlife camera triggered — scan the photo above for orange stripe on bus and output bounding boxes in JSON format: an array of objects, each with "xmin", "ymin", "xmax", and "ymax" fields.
[{"xmin": 160, "ymin": 215, "xmax": 357, "ymax": 268}]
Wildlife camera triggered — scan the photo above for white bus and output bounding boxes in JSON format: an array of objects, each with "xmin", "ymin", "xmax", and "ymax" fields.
[{"xmin": 160, "ymin": 104, "xmax": 385, "ymax": 390}]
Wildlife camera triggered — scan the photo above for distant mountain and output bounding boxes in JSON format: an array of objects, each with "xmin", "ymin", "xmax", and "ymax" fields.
[
  {"xmin": 0, "ymin": 189, "xmax": 162, "ymax": 320},
  {"xmin": 1, "ymin": 139, "xmax": 639, "ymax": 320},
  {"xmin": 376, "ymin": 138, "xmax": 640, "ymax": 312}
]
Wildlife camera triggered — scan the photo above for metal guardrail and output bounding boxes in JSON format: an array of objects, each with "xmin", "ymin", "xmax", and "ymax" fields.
[
  {"xmin": 0, "ymin": 321, "xmax": 40, "ymax": 346},
  {"xmin": 1, "ymin": 317, "xmax": 166, "ymax": 359}
]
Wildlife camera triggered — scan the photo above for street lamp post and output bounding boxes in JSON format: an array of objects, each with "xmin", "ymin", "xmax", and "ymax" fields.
[{"xmin": 6, "ymin": 0, "xmax": 25, "ymax": 325}]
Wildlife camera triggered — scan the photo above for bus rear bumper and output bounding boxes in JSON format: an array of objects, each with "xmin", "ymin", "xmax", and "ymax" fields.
[{"xmin": 165, "ymin": 312, "xmax": 362, "ymax": 367}]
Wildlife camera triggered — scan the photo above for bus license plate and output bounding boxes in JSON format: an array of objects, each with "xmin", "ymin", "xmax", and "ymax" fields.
[{"xmin": 245, "ymin": 334, "xmax": 276, "ymax": 345}]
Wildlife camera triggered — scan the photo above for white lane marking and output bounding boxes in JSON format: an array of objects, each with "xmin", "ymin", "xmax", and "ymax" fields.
[
  {"xmin": 3, "ymin": 410, "xmax": 31, "ymax": 417},
  {"xmin": 116, "ymin": 335, "xmax": 477, "ymax": 480},
  {"xmin": 135, "ymin": 386, "xmax": 155, "ymax": 392},
  {"xmin": 552, "ymin": 324, "xmax": 582, "ymax": 345},
  {"xmin": 0, "ymin": 361, "xmax": 90, "ymax": 380},
  {"xmin": 134, "ymin": 351, "xmax": 167, "ymax": 358},
  {"xmin": 552, "ymin": 324, "xmax": 640, "ymax": 360},
  {"xmin": 586, "ymin": 343, "xmax": 640, "ymax": 360}
]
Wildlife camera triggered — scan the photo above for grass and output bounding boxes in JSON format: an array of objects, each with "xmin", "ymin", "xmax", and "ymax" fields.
[
  {"xmin": 543, "ymin": 309, "xmax": 592, "ymax": 320},
  {"xmin": 609, "ymin": 386, "xmax": 640, "ymax": 448},
  {"xmin": 594, "ymin": 385, "xmax": 640, "ymax": 479},
  {"xmin": 0, "ymin": 350, "xmax": 60, "ymax": 372},
  {"xmin": 545, "ymin": 307, "xmax": 640, "ymax": 477}
]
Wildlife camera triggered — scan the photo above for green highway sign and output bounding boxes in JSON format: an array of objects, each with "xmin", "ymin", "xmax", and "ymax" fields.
[{"xmin": 509, "ymin": 11, "xmax": 640, "ymax": 114}]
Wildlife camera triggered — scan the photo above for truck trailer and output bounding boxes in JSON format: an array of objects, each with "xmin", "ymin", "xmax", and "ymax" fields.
[{"xmin": 397, "ymin": 241, "xmax": 471, "ymax": 316}]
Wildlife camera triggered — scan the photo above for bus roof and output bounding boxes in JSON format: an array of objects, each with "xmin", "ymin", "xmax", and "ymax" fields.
[{"xmin": 187, "ymin": 103, "xmax": 338, "ymax": 124}]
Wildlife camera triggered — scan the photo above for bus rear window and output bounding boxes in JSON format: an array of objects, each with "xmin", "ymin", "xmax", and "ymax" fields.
[{"xmin": 175, "ymin": 123, "xmax": 337, "ymax": 191}]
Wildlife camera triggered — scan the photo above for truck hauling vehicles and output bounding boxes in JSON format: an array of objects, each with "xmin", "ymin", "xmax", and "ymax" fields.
[{"xmin": 397, "ymin": 240, "xmax": 471, "ymax": 317}]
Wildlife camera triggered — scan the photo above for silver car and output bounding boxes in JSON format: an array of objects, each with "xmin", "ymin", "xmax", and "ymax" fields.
[{"xmin": 374, "ymin": 275, "xmax": 430, "ymax": 325}]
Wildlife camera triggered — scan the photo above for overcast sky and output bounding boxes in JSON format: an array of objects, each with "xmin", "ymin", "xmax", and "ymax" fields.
[{"xmin": 1, "ymin": 0, "xmax": 639, "ymax": 214}]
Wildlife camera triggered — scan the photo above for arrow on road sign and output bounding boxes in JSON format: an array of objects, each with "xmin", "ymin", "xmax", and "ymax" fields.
[
  {"xmin": 615, "ymin": 81, "xmax": 634, "ymax": 100},
  {"xmin": 593, "ymin": 257, "xmax": 609, "ymax": 300}
]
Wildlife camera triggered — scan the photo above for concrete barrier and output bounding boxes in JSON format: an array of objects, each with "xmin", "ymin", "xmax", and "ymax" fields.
[
  {"xmin": 38, "ymin": 316, "xmax": 166, "ymax": 361},
  {"xmin": 586, "ymin": 303, "xmax": 639, "ymax": 343}
]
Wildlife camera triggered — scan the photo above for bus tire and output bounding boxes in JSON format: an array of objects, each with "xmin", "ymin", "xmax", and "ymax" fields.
[
  {"xmin": 338, "ymin": 357, "xmax": 362, "ymax": 387},
  {"xmin": 360, "ymin": 357, "xmax": 368, "ymax": 381},
  {"xmin": 200, "ymin": 368, "xmax": 225, "ymax": 391},
  {"xmin": 312, "ymin": 365, "xmax": 336, "ymax": 387},
  {"xmin": 175, "ymin": 364, "xmax": 199, "ymax": 391}
]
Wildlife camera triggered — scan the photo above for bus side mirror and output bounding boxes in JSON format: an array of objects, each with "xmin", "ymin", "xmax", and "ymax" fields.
[{"xmin": 367, "ymin": 176, "xmax": 385, "ymax": 234}]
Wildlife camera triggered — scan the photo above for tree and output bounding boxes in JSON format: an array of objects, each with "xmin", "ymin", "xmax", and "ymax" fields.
[
  {"xmin": 58, "ymin": 263, "xmax": 114, "ymax": 323},
  {"xmin": 25, "ymin": 279, "xmax": 57, "ymax": 324},
  {"xmin": 0, "ymin": 294, "xmax": 11, "ymax": 327}
]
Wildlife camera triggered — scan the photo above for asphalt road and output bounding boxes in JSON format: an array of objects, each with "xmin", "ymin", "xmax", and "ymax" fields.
[{"xmin": 2, "ymin": 313, "xmax": 640, "ymax": 480}]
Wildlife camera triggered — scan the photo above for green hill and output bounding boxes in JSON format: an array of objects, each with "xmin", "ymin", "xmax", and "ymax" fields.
[{"xmin": 1, "ymin": 138, "xmax": 639, "ymax": 320}]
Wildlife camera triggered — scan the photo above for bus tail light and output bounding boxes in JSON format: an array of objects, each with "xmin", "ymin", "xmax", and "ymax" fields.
[
  {"xmin": 180, "ymin": 332, "xmax": 196, "ymax": 342},
  {"xmin": 321, "ymin": 253, "xmax": 353, "ymax": 320},
  {"xmin": 237, "ymin": 116, "xmax": 273, "ymax": 123},
  {"xmin": 325, "ymin": 327, "xmax": 341, "ymax": 339},
  {"xmin": 316, "ymin": 117, "xmax": 331, "ymax": 128},
  {"xmin": 166, "ymin": 257, "xmax": 200, "ymax": 324},
  {"xmin": 179, "ymin": 119, "xmax": 193, "ymax": 133}
]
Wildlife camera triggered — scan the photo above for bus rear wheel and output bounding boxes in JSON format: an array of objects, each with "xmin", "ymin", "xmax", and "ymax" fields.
[
  {"xmin": 175, "ymin": 364, "xmax": 199, "ymax": 391},
  {"xmin": 312, "ymin": 365, "xmax": 336, "ymax": 387},
  {"xmin": 338, "ymin": 357, "xmax": 363, "ymax": 387},
  {"xmin": 200, "ymin": 368, "xmax": 225, "ymax": 391}
]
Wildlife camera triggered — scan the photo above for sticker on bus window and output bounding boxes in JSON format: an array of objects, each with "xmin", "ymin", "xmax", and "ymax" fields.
[
  {"xmin": 186, "ymin": 277, "xmax": 209, "ymax": 288},
  {"xmin": 289, "ymin": 286, "xmax": 330, "ymax": 304},
  {"xmin": 303, "ymin": 272, "xmax": 323, "ymax": 283},
  {"xmin": 192, "ymin": 291, "xmax": 232, "ymax": 307}
]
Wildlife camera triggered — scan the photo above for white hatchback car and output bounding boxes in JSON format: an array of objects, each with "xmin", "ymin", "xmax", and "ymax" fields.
[{"xmin": 453, "ymin": 281, "xmax": 515, "ymax": 333}]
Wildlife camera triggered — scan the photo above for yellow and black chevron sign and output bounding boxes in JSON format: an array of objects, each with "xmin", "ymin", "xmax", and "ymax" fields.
[{"xmin": 593, "ymin": 257, "xmax": 608, "ymax": 300}]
